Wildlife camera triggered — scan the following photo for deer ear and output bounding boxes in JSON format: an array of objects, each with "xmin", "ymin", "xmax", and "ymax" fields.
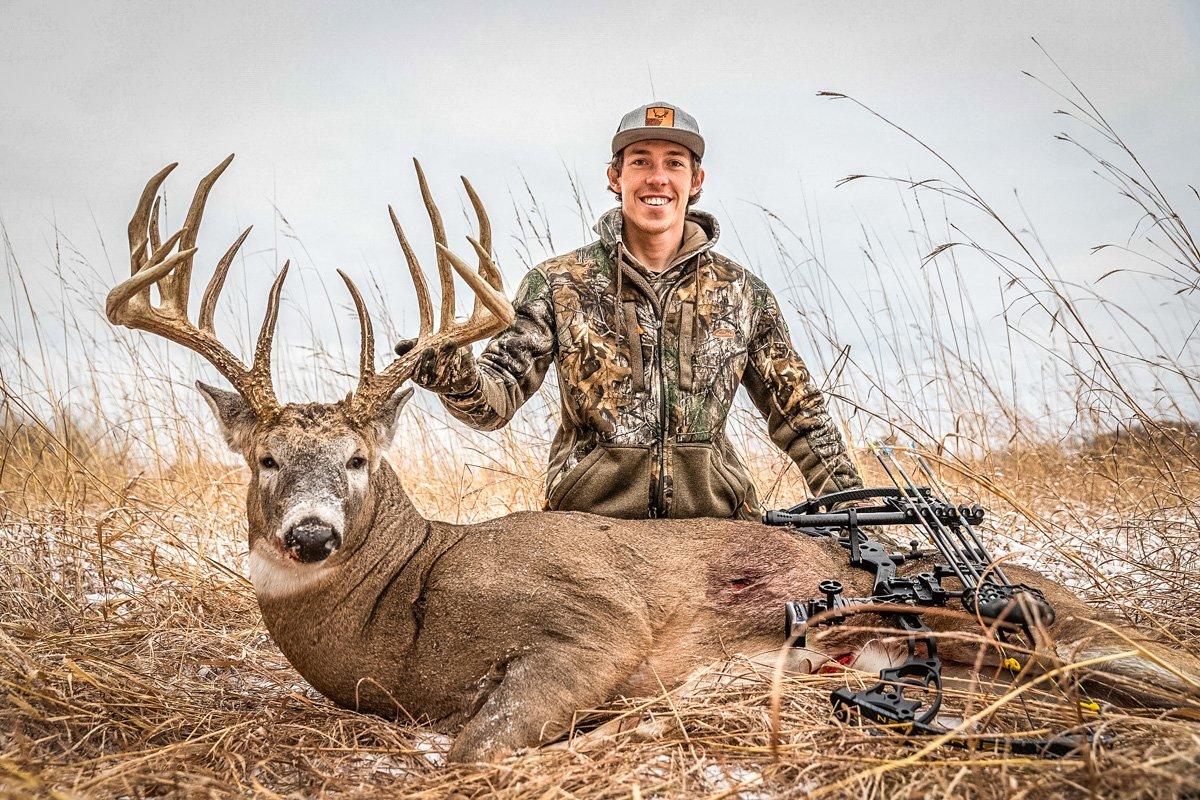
[
  {"xmin": 196, "ymin": 381, "xmax": 258, "ymax": 454},
  {"xmin": 371, "ymin": 387, "xmax": 413, "ymax": 448}
]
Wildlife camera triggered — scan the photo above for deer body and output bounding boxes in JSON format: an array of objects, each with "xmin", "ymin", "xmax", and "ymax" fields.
[
  {"xmin": 244, "ymin": 448, "xmax": 1195, "ymax": 762},
  {"xmin": 248, "ymin": 459, "xmax": 773, "ymax": 730},
  {"xmin": 108, "ymin": 158, "xmax": 1200, "ymax": 765}
]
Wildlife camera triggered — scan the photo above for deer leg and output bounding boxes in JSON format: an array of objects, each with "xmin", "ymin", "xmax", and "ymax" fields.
[
  {"xmin": 559, "ymin": 645, "xmax": 833, "ymax": 750},
  {"xmin": 447, "ymin": 648, "xmax": 637, "ymax": 763},
  {"xmin": 930, "ymin": 604, "xmax": 1200, "ymax": 709},
  {"xmin": 1035, "ymin": 621, "xmax": 1200, "ymax": 708},
  {"xmin": 673, "ymin": 645, "xmax": 832, "ymax": 694}
]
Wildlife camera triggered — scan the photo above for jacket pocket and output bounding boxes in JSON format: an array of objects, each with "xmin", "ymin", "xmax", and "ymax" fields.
[
  {"xmin": 547, "ymin": 444, "xmax": 653, "ymax": 519},
  {"xmin": 668, "ymin": 443, "xmax": 753, "ymax": 519}
]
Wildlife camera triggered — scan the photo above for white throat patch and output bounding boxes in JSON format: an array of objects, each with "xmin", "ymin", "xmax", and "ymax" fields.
[{"xmin": 248, "ymin": 539, "xmax": 338, "ymax": 600}]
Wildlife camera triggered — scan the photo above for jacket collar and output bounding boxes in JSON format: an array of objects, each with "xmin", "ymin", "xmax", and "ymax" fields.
[{"xmin": 593, "ymin": 206, "xmax": 721, "ymax": 272}]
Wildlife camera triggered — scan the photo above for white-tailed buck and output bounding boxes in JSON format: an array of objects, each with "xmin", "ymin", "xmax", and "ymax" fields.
[{"xmin": 108, "ymin": 157, "xmax": 1200, "ymax": 762}]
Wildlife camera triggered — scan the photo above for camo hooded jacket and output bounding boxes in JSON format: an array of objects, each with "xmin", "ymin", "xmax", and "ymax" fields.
[{"xmin": 437, "ymin": 207, "xmax": 863, "ymax": 519}]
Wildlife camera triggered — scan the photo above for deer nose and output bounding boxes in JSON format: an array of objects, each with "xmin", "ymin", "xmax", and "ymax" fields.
[{"xmin": 283, "ymin": 519, "xmax": 342, "ymax": 563}]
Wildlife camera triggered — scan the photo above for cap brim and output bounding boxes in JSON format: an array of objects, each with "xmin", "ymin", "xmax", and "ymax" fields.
[{"xmin": 612, "ymin": 127, "xmax": 704, "ymax": 159}]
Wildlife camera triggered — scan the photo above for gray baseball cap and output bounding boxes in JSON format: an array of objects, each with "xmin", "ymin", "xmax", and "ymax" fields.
[{"xmin": 611, "ymin": 102, "xmax": 704, "ymax": 159}]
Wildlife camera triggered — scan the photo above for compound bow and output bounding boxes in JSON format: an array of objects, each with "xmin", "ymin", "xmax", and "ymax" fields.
[{"xmin": 764, "ymin": 444, "xmax": 1095, "ymax": 757}]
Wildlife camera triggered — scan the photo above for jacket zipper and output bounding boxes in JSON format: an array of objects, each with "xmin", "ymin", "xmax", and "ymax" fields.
[
  {"xmin": 653, "ymin": 306, "xmax": 667, "ymax": 518},
  {"xmin": 652, "ymin": 267, "xmax": 699, "ymax": 518}
]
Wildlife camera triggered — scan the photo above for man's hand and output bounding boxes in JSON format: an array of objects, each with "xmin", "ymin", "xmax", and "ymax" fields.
[{"xmin": 394, "ymin": 339, "xmax": 479, "ymax": 396}]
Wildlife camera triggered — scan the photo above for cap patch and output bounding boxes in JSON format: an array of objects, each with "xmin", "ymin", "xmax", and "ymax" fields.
[{"xmin": 645, "ymin": 106, "xmax": 675, "ymax": 127}]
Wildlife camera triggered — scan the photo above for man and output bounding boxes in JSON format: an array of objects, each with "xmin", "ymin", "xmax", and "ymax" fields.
[{"xmin": 400, "ymin": 101, "xmax": 863, "ymax": 519}]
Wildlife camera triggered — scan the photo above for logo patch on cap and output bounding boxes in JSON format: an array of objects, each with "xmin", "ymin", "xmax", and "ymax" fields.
[{"xmin": 645, "ymin": 106, "xmax": 675, "ymax": 127}]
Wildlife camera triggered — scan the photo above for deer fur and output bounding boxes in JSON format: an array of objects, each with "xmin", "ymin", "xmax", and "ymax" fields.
[
  {"xmin": 111, "ymin": 158, "xmax": 1199, "ymax": 764},
  {"xmin": 202, "ymin": 384, "xmax": 1200, "ymax": 763}
]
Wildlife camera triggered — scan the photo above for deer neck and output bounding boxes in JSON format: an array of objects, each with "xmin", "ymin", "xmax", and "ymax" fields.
[{"xmin": 249, "ymin": 458, "xmax": 450, "ymax": 709}]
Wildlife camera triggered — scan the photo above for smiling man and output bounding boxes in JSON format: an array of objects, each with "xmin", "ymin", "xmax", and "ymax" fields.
[{"xmin": 401, "ymin": 102, "xmax": 864, "ymax": 519}]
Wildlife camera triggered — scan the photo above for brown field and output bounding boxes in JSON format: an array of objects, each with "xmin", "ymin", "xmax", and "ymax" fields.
[
  {"xmin": 2, "ymin": 411, "xmax": 1199, "ymax": 799},
  {"xmin": 2, "ymin": 81, "xmax": 1199, "ymax": 798}
]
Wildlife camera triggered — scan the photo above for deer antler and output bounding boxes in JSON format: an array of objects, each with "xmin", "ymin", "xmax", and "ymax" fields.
[
  {"xmin": 341, "ymin": 159, "xmax": 514, "ymax": 422},
  {"xmin": 107, "ymin": 155, "xmax": 286, "ymax": 420}
]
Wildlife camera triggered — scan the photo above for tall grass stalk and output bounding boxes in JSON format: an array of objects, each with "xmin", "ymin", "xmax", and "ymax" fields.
[{"xmin": 1, "ymin": 56, "xmax": 1198, "ymax": 798}]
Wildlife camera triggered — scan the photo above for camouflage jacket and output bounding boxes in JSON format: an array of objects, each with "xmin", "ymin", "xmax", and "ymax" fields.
[{"xmin": 439, "ymin": 207, "xmax": 863, "ymax": 519}]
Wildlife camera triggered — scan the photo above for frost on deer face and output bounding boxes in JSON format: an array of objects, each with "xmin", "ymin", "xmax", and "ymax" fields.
[
  {"xmin": 251, "ymin": 421, "xmax": 363, "ymax": 564},
  {"xmin": 198, "ymin": 384, "xmax": 409, "ymax": 568}
]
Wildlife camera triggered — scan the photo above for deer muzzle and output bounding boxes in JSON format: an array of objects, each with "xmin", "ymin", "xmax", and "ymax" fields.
[{"xmin": 283, "ymin": 519, "xmax": 342, "ymax": 563}]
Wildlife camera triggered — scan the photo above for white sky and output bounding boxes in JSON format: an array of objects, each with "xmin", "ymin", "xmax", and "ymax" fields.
[{"xmin": 2, "ymin": 0, "xmax": 1199, "ymax": 432}]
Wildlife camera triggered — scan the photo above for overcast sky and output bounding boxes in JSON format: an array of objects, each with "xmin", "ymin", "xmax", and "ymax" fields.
[{"xmin": 3, "ymin": 0, "xmax": 1198, "ymax": 429}]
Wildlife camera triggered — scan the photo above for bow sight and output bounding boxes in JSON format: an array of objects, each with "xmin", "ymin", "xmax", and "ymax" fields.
[{"xmin": 764, "ymin": 444, "xmax": 1089, "ymax": 757}]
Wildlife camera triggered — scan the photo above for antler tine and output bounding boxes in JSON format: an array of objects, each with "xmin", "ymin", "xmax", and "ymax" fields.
[
  {"xmin": 249, "ymin": 261, "xmax": 290, "ymax": 386},
  {"xmin": 336, "ymin": 269, "xmax": 375, "ymax": 380},
  {"xmin": 109, "ymin": 158, "xmax": 283, "ymax": 419},
  {"xmin": 436, "ymin": 242, "xmax": 516, "ymax": 327},
  {"xmin": 159, "ymin": 154, "xmax": 236, "ymax": 315},
  {"xmin": 461, "ymin": 176, "xmax": 498, "ymax": 317},
  {"xmin": 346, "ymin": 170, "xmax": 514, "ymax": 423},
  {"xmin": 413, "ymin": 159, "xmax": 456, "ymax": 332},
  {"xmin": 146, "ymin": 197, "xmax": 170, "ymax": 303},
  {"xmin": 470, "ymin": 237, "xmax": 507, "ymax": 294},
  {"xmin": 389, "ymin": 205, "xmax": 433, "ymax": 338},
  {"xmin": 128, "ymin": 162, "xmax": 178, "ymax": 277},
  {"xmin": 198, "ymin": 225, "xmax": 252, "ymax": 334},
  {"xmin": 106, "ymin": 245, "xmax": 198, "ymax": 317},
  {"xmin": 148, "ymin": 196, "xmax": 163, "ymax": 253},
  {"xmin": 461, "ymin": 177, "xmax": 493, "ymax": 271}
]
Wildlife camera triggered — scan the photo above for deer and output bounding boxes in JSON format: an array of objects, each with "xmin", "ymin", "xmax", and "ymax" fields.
[{"xmin": 107, "ymin": 156, "xmax": 1200, "ymax": 763}]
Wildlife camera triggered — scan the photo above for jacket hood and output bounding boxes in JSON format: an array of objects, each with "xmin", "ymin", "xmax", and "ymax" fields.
[{"xmin": 593, "ymin": 207, "xmax": 721, "ymax": 266}]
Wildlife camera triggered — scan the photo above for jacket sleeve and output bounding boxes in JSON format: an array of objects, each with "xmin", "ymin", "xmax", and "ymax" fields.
[
  {"xmin": 741, "ymin": 282, "xmax": 863, "ymax": 497},
  {"xmin": 438, "ymin": 267, "xmax": 556, "ymax": 431}
]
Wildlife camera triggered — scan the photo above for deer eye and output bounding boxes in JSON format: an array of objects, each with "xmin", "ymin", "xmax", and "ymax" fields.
[
  {"xmin": 347, "ymin": 456, "xmax": 367, "ymax": 470},
  {"xmin": 259, "ymin": 456, "xmax": 279, "ymax": 470}
]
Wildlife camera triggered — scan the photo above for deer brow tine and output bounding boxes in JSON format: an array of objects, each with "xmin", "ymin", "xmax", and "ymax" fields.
[
  {"xmin": 413, "ymin": 159, "xmax": 455, "ymax": 331},
  {"xmin": 337, "ymin": 269, "xmax": 375, "ymax": 379},
  {"xmin": 389, "ymin": 205, "xmax": 433, "ymax": 338},
  {"xmin": 199, "ymin": 226, "xmax": 252, "ymax": 334},
  {"xmin": 128, "ymin": 162, "xmax": 178, "ymax": 273}
]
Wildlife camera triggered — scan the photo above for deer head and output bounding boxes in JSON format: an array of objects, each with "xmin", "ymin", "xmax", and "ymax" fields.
[{"xmin": 108, "ymin": 156, "xmax": 513, "ymax": 565}]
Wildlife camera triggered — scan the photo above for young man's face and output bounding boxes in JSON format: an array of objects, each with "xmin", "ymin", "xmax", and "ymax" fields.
[{"xmin": 607, "ymin": 140, "xmax": 705, "ymax": 238}]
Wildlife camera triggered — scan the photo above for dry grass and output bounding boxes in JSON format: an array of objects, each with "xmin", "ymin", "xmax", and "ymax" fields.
[
  {"xmin": 1, "ymin": 418, "xmax": 1199, "ymax": 799},
  {"xmin": 3, "ymin": 56, "xmax": 1200, "ymax": 798}
]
